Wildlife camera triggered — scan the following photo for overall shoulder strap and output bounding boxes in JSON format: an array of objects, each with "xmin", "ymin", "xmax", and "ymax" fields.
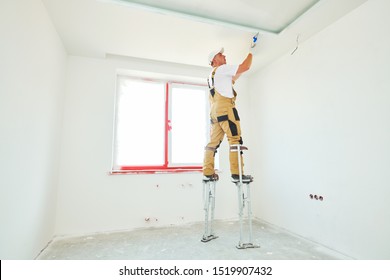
[
  {"xmin": 207, "ymin": 67, "xmax": 218, "ymax": 88},
  {"xmin": 207, "ymin": 67, "xmax": 219, "ymax": 98}
]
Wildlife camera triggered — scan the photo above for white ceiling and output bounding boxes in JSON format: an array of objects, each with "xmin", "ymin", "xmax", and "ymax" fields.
[
  {"xmin": 42, "ymin": 0, "xmax": 368, "ymax": 71},
  {"xmin": 100, "ymin": 0, "xmax": 321, "ymax": 34}
]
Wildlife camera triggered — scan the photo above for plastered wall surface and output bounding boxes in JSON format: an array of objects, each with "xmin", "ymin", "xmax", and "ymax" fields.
[
  {"xmin": 0, "ymin": 0, "xmax": 67, "ymax": 259},
  {"xmin": 249, "ymin": 0, "xmax": 390, "ymax": 259}
]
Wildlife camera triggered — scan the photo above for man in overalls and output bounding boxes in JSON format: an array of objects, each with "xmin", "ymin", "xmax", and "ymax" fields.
[{"xmin": 203, "ymin": 45, "xmax": 255, "ymax": 183}]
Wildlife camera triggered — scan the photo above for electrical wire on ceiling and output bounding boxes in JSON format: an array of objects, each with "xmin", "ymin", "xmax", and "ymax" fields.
[{"xmin": 291, "ymin": 34, "xmax": 300, "ymax": 55}]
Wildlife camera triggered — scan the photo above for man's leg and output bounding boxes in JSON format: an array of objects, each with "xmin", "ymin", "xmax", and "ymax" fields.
[
  {"xmin": 224, "ymin": 125, "xmax": 243, "ymax": 175},
  {"xmin": 203, "ymin": 122, "xmax": 224, "ymax": 176},
  {"xmin": 218, "ymin": 108, "xmax": 243, "ymax": 176}
]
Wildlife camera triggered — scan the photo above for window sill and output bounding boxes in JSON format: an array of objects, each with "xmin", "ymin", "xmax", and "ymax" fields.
[{"xmin": 109, "ymin": 167, "xmax": 203, "ymax": 175}]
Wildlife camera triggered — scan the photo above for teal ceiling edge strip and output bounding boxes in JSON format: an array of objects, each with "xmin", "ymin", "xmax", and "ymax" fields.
[{"xmin": 98, "ymin": 0, "xmax": 278, "ymax": 35}]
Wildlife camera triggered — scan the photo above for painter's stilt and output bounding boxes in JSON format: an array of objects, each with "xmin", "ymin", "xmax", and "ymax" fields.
[{"xmin": 230, "ymin": 144, "xmax": 260, "ymax": 249}]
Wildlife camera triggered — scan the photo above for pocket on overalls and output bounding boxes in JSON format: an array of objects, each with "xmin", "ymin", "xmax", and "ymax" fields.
[
  {"xmin": 232, "ymin": 108, "xmax": 240, "ymax": 121},
  {"xmin": 227, "ymin": 108, "xmax": 240, "ymax": 136},
  {"xmin": 217, "ymin": 108, "xmax": 241, "ymax": 137},
  {"xmin": 212, "ymin": 107, "xmax": 228, "ymax": 122}
]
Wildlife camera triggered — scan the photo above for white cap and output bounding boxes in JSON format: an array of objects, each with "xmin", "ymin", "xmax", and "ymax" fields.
[{"xmin": 208, "ymin": 47, "xmax": 224, "ymax": 65}]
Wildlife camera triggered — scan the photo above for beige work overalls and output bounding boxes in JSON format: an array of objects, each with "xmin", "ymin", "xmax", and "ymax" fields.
[{"xmin": 203, "ymin": 67, "xmax": 244, "ymax": 176}]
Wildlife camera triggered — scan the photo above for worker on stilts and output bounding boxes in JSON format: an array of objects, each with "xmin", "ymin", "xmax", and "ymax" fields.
[
  {"xmin": 201, "ymin": 34, "xmax": 260, "ymax": 248},
  {"xmin": 203, "ymin": 34, "xmax": 258, "ymax": 182}
]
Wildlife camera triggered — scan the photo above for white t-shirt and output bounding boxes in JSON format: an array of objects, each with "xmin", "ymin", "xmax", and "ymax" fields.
[{"xmin": 208, "ymin": 64, "xmax": 239, "ymax": 98}]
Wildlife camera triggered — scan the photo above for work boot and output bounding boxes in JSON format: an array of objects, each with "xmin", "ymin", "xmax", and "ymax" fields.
[
  {"xmin": 231, "ymin": 174, "xmax": 253, "ymax": 183},
  {"xmin": 203, "ymin": 173, "xmax": 219, "ymax": 182}
]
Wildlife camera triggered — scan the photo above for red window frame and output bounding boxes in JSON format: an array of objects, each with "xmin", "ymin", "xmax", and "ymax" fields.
[{"xmin": 111, "ymin": 77, "xmax": 207, "ymax": 174}]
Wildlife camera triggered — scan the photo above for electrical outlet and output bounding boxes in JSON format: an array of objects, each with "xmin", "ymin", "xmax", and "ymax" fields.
[{"xmin": 309, "ymin": 194, "xmax": 324, "ymax": 201}]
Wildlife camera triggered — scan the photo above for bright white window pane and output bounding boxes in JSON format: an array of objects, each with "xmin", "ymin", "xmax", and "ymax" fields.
[
  {"xmin": 114, "ymin": 78, "xmax": 165, "ymax": 166},
  {"xmin": 171, "ymin": 86, "xmax": 207, "ymax": 164}
]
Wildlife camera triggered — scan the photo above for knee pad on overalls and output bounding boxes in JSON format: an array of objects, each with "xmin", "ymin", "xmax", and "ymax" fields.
[{"xmin": 205, "ymin": 140, "xmax": 221, "ymax": 157}]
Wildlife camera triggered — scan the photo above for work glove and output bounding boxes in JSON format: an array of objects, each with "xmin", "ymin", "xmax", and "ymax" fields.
[{"xmin": 251, "ymin": 32, "xmax": 259, "ymax": 49}]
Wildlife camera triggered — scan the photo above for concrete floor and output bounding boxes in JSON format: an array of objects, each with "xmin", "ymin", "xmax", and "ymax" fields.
[{"xmin": 37, "ymin": 219, "xmax": 350, "ymax": 260}]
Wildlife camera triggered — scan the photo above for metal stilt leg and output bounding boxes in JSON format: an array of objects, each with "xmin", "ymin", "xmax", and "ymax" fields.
[
  {"xmin": 230, "ymin": 144, "xmax": 260, "ymax": 249},
  {"xmin": 237, "ymin": 180, "xmax": 245, "ymax": 247},
  {"xmin": 201, "ymin": 179, "xmax": 218, "ymax": 242}
]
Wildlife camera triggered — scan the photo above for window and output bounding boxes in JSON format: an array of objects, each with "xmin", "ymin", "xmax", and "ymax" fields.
[{"xmin": 111, "ymin": 75, "xmax": 210, "ymax": 173}]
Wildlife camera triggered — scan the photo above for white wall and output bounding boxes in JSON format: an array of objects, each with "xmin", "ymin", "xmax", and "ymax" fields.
[
  {"xmin": 55, "ymin": 55, "xmax": 251, "ymax": 236},
  {"xmin": 0, "ymin": 0, "xmax": 67, "ymax": 259},
  {"xmin": 250, "ymin": 0, "xmax": 390, "ymax": 259}
]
